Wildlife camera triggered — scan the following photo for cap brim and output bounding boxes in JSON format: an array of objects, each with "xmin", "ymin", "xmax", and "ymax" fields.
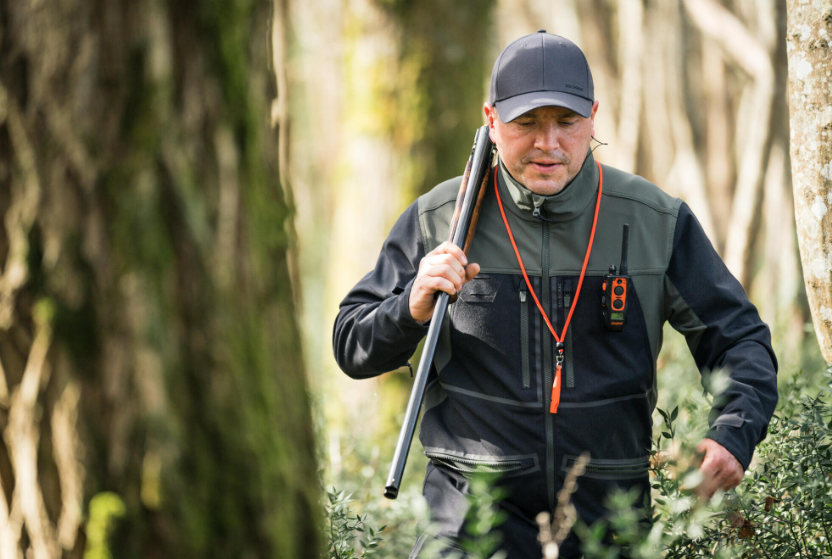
[{"xmin": 494, "ymin": 91, "xmax": 592, "ymax": 122}]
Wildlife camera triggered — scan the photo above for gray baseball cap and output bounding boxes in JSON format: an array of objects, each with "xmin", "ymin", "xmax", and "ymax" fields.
[{"xmin": 489, "ymin": 30, "xmax": 594, "ymax": 122}]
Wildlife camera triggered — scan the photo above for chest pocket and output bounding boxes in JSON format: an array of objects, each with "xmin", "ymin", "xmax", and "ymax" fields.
[{"xmin": 445, "ymin": 273, "xmax": 542, "ymax": 407}]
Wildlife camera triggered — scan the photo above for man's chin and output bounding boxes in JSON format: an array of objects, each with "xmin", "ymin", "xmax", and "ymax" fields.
[{"xmin": 524, "ymin": 178, "xmax": 567, "ymax": 196}]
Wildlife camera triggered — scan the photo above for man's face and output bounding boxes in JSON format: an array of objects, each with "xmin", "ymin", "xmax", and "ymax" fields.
[{"xmin": 484, "ymin": 101, "xmax": 599, "ymax": 195}]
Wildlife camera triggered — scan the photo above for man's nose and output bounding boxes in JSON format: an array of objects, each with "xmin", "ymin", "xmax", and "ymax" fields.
[{"xmin": 534, "ymin": 123, "xmax": 560, "ymax": 152}]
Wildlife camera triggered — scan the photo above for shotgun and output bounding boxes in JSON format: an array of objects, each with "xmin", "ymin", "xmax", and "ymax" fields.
[{"xmin": 384, "ymin": 125, "xmax": 495, "ymax": 499}]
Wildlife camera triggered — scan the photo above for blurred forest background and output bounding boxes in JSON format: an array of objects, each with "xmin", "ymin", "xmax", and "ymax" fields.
[{"xmin": 0, "ymin": 0, "xmax": 830, "ymax": 557}]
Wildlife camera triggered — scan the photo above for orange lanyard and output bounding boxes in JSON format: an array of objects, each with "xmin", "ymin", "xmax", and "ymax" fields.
[{"xmin": 493, "ymin": 162, "xmax": 603, "ymax": 413}]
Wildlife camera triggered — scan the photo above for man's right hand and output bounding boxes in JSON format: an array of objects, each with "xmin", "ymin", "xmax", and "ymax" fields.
[{"xmin": 409, "ymin": 241, "xmax": 481, "ymax": 323}]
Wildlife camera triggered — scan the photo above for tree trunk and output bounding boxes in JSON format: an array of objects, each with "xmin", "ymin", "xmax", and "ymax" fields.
[
  {"xmin": 390, "ymin": 0, "xmax": 496, "ymax": 197},
  {"xmin": 0, "ymin": 0, "xmax": 320, "ymax": 557},
  {"xmin": 786, "ymin": 0, "xmax": 832, "ymax": 363}
]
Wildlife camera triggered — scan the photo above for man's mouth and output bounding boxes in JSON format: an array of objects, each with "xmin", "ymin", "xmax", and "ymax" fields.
[{"xmin": 531, "ymin": 161, "xmax": 562, "ymax": 173}]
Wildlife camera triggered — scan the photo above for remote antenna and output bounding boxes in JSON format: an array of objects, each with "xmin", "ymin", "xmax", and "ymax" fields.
[{"xmin": 620, "ymin": 224, "xmax": 629, "ymax": 275}]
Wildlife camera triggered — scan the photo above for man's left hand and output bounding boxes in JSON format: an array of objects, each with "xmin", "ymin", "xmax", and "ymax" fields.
[{"xmin": 694, "ymin": 438, "xmax": 744, "ymax": 501}]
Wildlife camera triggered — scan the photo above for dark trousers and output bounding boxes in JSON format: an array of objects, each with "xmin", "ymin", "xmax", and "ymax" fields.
[{"xmin": 409, "ymin": 462, "xmax": 584, "ymax": 559}]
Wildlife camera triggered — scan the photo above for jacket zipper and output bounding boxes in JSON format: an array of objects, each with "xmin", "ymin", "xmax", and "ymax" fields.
[
  {"xmin": 542, "ymin": 223, "xmax": 555, "ymax": 511},
  {"xmin": 562, "ymin": 455, "xmax": 650, "ymax": 478},
  {"xmin": 520, "ymin": 289, "xmax": 530, "ymax": 389},
  {"xmin": 564, "ymin": 279, "xmax": 574, "ymax": 389}
]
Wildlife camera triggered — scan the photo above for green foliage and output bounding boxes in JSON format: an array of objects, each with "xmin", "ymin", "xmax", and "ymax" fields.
[
  {"xmin": 324, "ymin": 489, "xmax": 386, "ymax": 559},
  {"xmin": 84, "ymin": 493, "xmax": 127, "ymax": 559},
  {"xmin": 578, "ymin": 369, "xmax": 832, "ymax": 558},
  {"xmin": 727, "ymin": 377, "xmax": 832, "ymax": 557},
  {"xmin": 577, "ymin": 400, "xmax": 728, "ymax": 559},
  {"xmin": 415, "ymin": 472, "xmax": 508, "ymax": 559},
  {"xmin": 458, "ymin": 474, "xmax": 508, "ymax": 559},
  {"xmin": 322, "ymin": 463, "xmax": 507, "ymax": 558}
]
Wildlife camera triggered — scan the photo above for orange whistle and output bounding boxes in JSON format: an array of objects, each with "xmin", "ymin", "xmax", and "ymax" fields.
[{"xmin": 550, "ymin": 363, "xmax": 562, "ymax": 414}]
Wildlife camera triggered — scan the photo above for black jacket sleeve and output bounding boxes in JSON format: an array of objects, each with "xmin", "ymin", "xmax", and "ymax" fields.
[
  {"xmin": 665, "ymin": 203, "xmax": 778, "ymax": 470},
  {"xmin": 332, "ymin": 201, "xmax": 430, "ymax": 378}
]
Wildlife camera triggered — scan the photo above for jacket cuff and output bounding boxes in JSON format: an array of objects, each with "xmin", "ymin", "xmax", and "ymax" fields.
[
  {"xmin": 705, "ymin": 425, "xmax": 753, "ymax": 471},
  {"xmin": 397, "ymin": 278, "xmax": 432, "ymax": 333}
]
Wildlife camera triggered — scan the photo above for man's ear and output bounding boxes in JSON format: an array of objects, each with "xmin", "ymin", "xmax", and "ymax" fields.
[
  {"xmin": 483, "ymin": 103, "xmax": 498, "ymax": 142},
  {"xmin": 483, "ymin": 103, "xmax": 494, "ymax": 125},
  {"xmin": 589, "ymin": 100, "xmax": 599, "ymax": 136}
]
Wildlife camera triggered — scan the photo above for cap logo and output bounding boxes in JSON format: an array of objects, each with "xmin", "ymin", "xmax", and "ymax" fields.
[{"xmin": 564, "ymin": 84, "xmax": 584, "ymax": 92}]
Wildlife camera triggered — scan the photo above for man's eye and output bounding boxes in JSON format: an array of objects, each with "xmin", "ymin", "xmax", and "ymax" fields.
[
  {"xmin": 517, "ymin": 121, "xmax": 535, "ymax": 127},
  {"xmin": 560, "ymin": 120, "xmax": 576, "ymax": 127}
]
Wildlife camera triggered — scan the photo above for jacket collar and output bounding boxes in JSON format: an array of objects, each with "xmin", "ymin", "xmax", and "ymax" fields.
[{"xmin": 497, "ymin": 150, "xmax": 599, "ymax": 222}]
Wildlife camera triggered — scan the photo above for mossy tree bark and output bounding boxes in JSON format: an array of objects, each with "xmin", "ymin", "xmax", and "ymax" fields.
[
  {"xmin": 787, "ymin": 1, "xmax": 832, "ymax": 363},
  {"xmin": 0, "ymin": 0, "xmax": 319, "ymax": 557}
]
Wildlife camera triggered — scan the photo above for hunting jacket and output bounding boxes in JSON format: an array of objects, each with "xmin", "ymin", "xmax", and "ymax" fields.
[{"xmin": 333, "ymin": 151, "xmax": 778, "ymax": 527}]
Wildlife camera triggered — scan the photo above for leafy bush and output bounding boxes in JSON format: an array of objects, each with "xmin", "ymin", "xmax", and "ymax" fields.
[
  {"xmin": 323, "ymin": 488, "xmax": 385, "ymax": 559},
  {"xmin": 322, "ymin": 472, "xmax": 508, "ymax": 559},
  {"xmin": 722, "ymin": 376, "xmax": 832, "ymax": 557},
  {"xmin": 580, "ymin": 370, "xmax": 832, "ymax": 558}
]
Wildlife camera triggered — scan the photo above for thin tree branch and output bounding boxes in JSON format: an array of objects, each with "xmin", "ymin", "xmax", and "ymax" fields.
[
  {"xmin": 52, "ymin": 381, "xmax": 83, "ymax": 551},
  {"xmin": 0, "ymin": 469, "xmax": 23, "ymax": 559},
  {"xmin": 5, "ymin": 315, "xmax": 57, "ymax": 559}
]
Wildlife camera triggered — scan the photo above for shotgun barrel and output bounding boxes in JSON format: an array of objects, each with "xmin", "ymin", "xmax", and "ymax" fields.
[{"xmin": 384, "ymin": 125, "xmax": 495, "ymax": 499}]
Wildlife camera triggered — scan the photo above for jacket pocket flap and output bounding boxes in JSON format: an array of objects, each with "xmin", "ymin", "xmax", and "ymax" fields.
[{"xmin": 459, "ymin": 275, "xmax": 503, "ymax": 303}]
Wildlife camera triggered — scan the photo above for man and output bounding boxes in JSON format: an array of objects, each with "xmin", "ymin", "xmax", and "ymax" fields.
[{"xmin": 333, "ymin": 31, "xmax": 778, "ymax": 558}]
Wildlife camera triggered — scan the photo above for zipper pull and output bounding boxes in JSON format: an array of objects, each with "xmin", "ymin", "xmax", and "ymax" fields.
[{"xmin": 550, "ymin": 343, "xmax": 564, "ymax": 414}]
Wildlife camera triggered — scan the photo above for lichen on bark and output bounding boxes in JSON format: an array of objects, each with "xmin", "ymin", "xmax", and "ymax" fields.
[{"xmin": 787, "ymin": 1, "xmax": 832, "ymax": 361}]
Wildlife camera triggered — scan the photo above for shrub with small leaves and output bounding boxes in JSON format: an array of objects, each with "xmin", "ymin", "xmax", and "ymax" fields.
[
  {"xmin": 324, "ymin": 488, "xmax": 386, "ymax": 559},
  {"xmin": 460, "ymin": 473, "xmax": 508, "ymax": 559},
  {"xmin": 415, "ymin": 471, "xmax": 508, "ymax": 559},
  {"xmin": 578, "ymin": 369, "xmax": 832, "ymax": 558},
  {"xmin": 723, "ymin": 379, "xmax": 832, "ymax": 558}
]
